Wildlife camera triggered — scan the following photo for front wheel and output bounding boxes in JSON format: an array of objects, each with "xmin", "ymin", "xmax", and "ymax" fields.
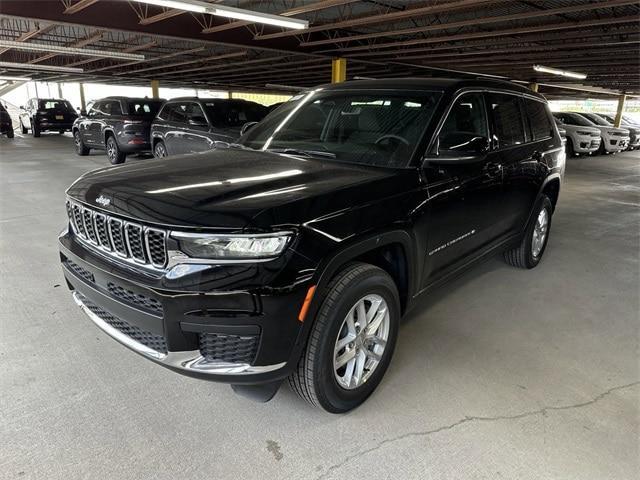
[
  {"xmin": 74, "ymin": 130, "xmax": 90, "ymax": 156},
  {"xmin": 504, "ymin": 196, "xmax": 553, "ymax": 269},
  {"xmin": 32, "ymin": 121, "xmax": 40, "ymax": 137},
  {"xmin": 288, "ymin": 263, "xmax": 400, "ymax": 413},
  {"xmin": 566, "ymin": 138, "xmax": 575, "ymax": 157},
  {"xmin": 106, "ymin": 135, "xmax": 126, "ymax": 165}
]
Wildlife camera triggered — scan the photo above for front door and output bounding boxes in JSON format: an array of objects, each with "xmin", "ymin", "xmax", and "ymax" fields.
[{"xmin": 420, "ymin": 91, "xmax": 506, "ymax": 285}]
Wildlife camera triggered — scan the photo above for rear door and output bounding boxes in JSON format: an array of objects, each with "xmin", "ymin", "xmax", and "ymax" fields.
[{"xmin": 84, "ymin": 101, "xmax": 105, "ymax": 146}]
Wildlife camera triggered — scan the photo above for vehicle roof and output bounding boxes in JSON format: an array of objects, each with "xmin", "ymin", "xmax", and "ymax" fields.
[
  {"xmin": 319, "ymin": 77, "xmax": 545, "ymax": 100},
  {"xmin": 165, "ymin": 97, "xmax": 260, "ymax": 104},
  {"xmin": 100, "ymin": 96, "xmax": 165, "ymax": 102}
]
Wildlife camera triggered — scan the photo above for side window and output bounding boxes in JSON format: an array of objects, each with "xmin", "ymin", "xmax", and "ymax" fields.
[
  {"xmin": 487, "ymin": 93, "xmax": 526, "ymax": 148},
  {"xmin": 524, "ymin": 99, "xmax": 553, "ymax": 141},
  {"xmin": 168, "ymin": 103, "xmax": 188, "ymax": 123},
  {"xmin": 109, "ymin": 101, "xmax": 123, "ymax": 116},
  {"xmin": 435, "ymin": 93, "xmax": 488, "ymax": 155},
  {"xmin": 88, "ymin": 101, "xmax": 102, "ymax": 118},
  {"xmin": 156, "ymin": 104, "xmax": 170, "ymax": 121},
  {"xmin": 186, "ymin": 103, "xmax": 207, "ymax": 125}
]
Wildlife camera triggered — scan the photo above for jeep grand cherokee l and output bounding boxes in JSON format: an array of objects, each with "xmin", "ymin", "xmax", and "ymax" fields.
[
  {"xmin": 60, "ymin": 79, "xmax": 564, "ymax": 413},
  {"xmin": 552, "ymin": 112, "xmax": 601, "ymax": 156},
  {"xmin": 19, "ymin": 98, "xmax": 77, "ymax": 136},
  {"xmin": 72, "ymin": 97, "xmax": 164, "ymax": 164},
  {"xmin": 570, "ymin": 112, "xmax": 630, "ymax": 154}
]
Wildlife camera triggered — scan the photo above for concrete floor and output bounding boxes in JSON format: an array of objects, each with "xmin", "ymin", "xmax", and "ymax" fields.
[{"xmin": 1, "ymin": 132, "xmax": 638, "ymax": 480}]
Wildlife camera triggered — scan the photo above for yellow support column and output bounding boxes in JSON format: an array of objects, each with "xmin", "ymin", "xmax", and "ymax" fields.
[
  {"xmin": 331, "ymin": 58, "xmax": 346, "ymax": 83},
  {"xmin": 614, "ymin": 94, "xmax": 627, "ymax": 128},
  {"xmin": 151, "ymin": 79, "xmax": 160, "ymax": 99},
  {"xmin": 79, "ymin": 82, "xmax": 86, "ymax": 112},
  {"xmin": 529, "ymin": 82, "xmax": 539, "ymax": 93}
]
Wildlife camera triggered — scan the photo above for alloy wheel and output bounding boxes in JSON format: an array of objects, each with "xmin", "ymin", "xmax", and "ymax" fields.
[
  {"xmin": 333, "ymin": 294, "xmax": 390, "ymax": 390},
  {"xmin": 531, "ymin": 208, "xmax": 549, "ymax": 258}
]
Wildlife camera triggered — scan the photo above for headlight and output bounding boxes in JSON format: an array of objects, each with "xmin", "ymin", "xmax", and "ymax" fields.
[{"xmin": 173, "ymin": 232, "xmax": 292, "ymax": 259}]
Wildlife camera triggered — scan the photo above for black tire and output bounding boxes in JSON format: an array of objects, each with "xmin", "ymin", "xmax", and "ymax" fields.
[
  {"xmin": 73, "ymin": 130, "xmax": 90, "ymax": 156},
  {"xmin": 106, "ymin": 135, "xmax": 126, "ymax": 165},
  {"xmin": 7, "ymin": 128, "xmax": 14, "ymax": 139},
  {"xmin": 20, "ymin": 121, "xmax": 28, "ymax": 134},
  {"xmin": 153, "ymin": 140, "xmax": 167, "ymax": 158},
  {"xmin": 59, "ymin": 130, "xmax": 65, "ymax": 135},
  {"xmin": 288, "ymin": 263, "xmax": 400, "ymax": 413},
  {"xmin": 32, "ymin": 121, "xmax": 40, "ymax": 137},
  {"xmin": 504, "ymin": 196, "xmax": 553, "ymax": 269}
]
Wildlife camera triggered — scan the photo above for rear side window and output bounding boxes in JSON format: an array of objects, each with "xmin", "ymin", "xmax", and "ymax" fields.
[
  {"xmin": 487, "ymin": 93, "xmax": 525, "ymax": 148},
  {"xmin": 524, "ymin": 99, "xmax": 553, "ymax": 140}
]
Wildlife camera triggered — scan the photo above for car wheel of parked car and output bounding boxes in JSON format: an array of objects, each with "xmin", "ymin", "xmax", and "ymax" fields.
[
  {"xmin": 566, "ymin": 138, "xmax": 575, "ymax": 157},
  {"xmin": 504, "ymin": 195, "xmax": 553, "ymax": 269},
  {"xmin": 7, "ymin": 128, "xmax": 14, "ymax": 139},
  {"xmin": 288, "ymin": 262, "xmax": 400, "ymax": 413},
  {"xmin": 106, "ymin": 136, "xmax": 126, "ymax": 165},
  {"xmin": 74, "ymin": 130, "xmax": 90, "ymax": 156},
  {"xmin": 154, "ymin": 140, "xmax": 167, "ymax": 158},
  {"xmin": 20, "ymin": 121, "xmax": 28, "ymax": 134},
  {"xmin": 32, "ymin": 121, "xmax": 40, "ymax": 137}
]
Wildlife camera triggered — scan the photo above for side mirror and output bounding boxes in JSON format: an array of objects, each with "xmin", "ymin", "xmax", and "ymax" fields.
[
  {"xmin": 240, "ymin": 121, "xmax": 258, "ymax": 136},
  {"xmin": 188, "ymin": 115, "xmax": 208, "ymax": 126}
]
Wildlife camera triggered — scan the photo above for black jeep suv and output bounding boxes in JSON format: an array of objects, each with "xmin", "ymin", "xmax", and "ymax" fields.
[
  {"xmin": 151, "ymin": 97, "xmax": 268, "ymax": 157},
  {"xmin": 19, "ymin": 98, "xmax": 77, "ymax": 136},
  {"xmin": 0, "ymin": 102, "xmax": 13, "ymax": 138},
  {"xmin": 59, "ymin": 79, "xmax": 564, "ymax": 413},
  {"xmin": 72, "ymin": 97, "xmax": 164, "ymax": 164}
]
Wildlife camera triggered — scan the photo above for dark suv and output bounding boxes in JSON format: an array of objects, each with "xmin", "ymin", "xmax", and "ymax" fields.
[
  {"xmin": 72, "ymin": 97, "xmax": 164, "ymax": 164},
  {"xmin": 59, "ymin": 78, "xmax": 564, "ymax": 413},
  {"xmin": 0, "ymin": 103, "xmax": 13, "ymax": 138},
  {"xmin": 151, "ymin": 98, "xmax": 267, "ymax": 157},
  {"xmin": 19, "ymin": 98, "xmax": 77, "ymax": 137}
]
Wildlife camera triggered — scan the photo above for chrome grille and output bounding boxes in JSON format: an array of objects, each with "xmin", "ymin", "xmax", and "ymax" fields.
[{"xmin": 66, "ymin": 200, "xmax": 168, "ymax": 269}]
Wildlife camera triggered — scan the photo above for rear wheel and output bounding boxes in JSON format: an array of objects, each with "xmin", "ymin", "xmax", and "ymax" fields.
[
  {"xmin": 288, "ymin": 263, "xmax": 400, "ymax": 413},
  {"xmin": 154, "ymin": 140, "xmax": 167, "ymax": 158},
  {"xmin": 106, "ymin": 135, "xmax": 126, "ymax": 165},
  {"xmin": 504, "ymin": 196, "xmax": 553, "ymax": 269},
  {"xmin": 74, "ymin": 130, "xmax": 90, "ymax": 156}
]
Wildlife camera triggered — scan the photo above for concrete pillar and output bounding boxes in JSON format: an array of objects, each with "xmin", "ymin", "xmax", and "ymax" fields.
[
  {"xmin": 529, "ymin": 82, "xmax": 539, "ymax": 93},
  {"xmin": 79, "ymin": 82, "xmax": 86, "ymax": 112},
  {"xmin": 151, "ymin": 79, "xmax": 160, "ymax": 99},
  {"xmin": 331, "ymin": 58, "xmax": 347, "ymax": 83},
  {"xmin": 613, "ymin": 94, "xmax": 627, "ymax": 128},
  {"xmin": 57, "ymin": 82, "xmax": 63, "ymax": 98}
]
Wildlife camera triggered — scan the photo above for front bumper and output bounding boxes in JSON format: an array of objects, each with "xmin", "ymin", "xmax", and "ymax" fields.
[
  {"xmin": 59, "ymin": 229, "xmax": 309, "ymax": 385},
  {"xmin": 573, "ymin": 134, "xmax": 600, "ymax": 153}
]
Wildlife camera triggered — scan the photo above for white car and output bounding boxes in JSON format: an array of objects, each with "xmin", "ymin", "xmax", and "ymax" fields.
[
  {"xmin": 597, "ymin": 113, "xmax": 640, "ymax": 150},
  {"xmin": 552, "ymin": 112, "xmax": 601, "ymax": 157},
  {"xmin": 572, "ymin": 112, "xmax": 630, "ymax": 154}
]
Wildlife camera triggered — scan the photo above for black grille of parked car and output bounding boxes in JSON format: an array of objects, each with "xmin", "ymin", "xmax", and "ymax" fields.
[
  {"xmin": 67, "ymin": 201, "xmax": 168, "ymax": 269},
  {"xmin": 107, "ymin": 282, "xmax": 163, "ymax": 316},
  {"xmin": 64, "ymin": 259, "xmax": 95, "ymax": 284},
  {"xmin": 199, "ymin": 333, "xmax": 260, "ymax": 364},
  {"xmin": 80, "ymin": 294, "xmax": 168, "ymax": 354}
]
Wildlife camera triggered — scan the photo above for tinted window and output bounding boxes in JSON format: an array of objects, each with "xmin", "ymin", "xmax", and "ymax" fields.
[
  {"xmin": 524, "ymin": 99, "xmax": 553, "ymax": 140},
  {"xmin": 580, "ymin": 112, "xmax": 610, "ymax": 126},
  {"xmin": 240, "ymin": 90, "xmax": 441, "ymax": 168},
  {"xmin": 487, "ymin": 93, "xmax": 525, "ymax": 148},
  {"xmin": 88, "ymin": 101, "xmax": 103, "ymax": 117},
  {"xmin": 38, "ymin": 100, "xmax": 73, "ymax": 111},
  {"xmin": 554, "ymin": 112, "xmax": 594, "ymax": 127},
  {"xmin": 202, "ymin": 100, "xmax": 267, "ymax": 128},
  {"xmin": 127, "ymin": 100, "xmax": 162, "ymax": 116},
  {"xmin": 102, "ymin": 100, "xmax": 123, "ymax": 116},
  {"xmin": 435, "ymin": 93, "xmax": 488, "ymax": 154}
]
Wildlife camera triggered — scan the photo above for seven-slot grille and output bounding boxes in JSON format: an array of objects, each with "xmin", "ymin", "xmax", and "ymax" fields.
[{"xmin": 67, "ymin": 200, "xmax": 167, "ymax": 268}]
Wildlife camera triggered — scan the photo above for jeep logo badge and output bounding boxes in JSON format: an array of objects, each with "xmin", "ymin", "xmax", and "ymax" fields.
[{"xmin": 96, "ymin": 195, "xmax": 110, "ymax": 207}]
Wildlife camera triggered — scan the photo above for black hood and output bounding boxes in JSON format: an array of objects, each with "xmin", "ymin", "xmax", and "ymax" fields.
[{"xmin": 66, "ymin": 148, "xmax": 405, "ymax": 230}]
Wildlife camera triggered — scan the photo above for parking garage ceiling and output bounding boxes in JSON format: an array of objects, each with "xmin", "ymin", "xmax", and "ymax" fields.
[{"xmin": 0, "ymin": 0, "xmax": 638, "ymax": 96}]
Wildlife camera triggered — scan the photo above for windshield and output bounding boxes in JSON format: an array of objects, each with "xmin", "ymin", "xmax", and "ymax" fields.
[
  {"xmin": 238, "ymin": 89, "xmax": 442, "ymax": 168},
  {"xmin": 581, "ymin": 113, "xmax": 610, "ymax": 126},
  {"xmin": 559, "ymin": 113, "xmax": 595, "ymax": 127},
  {"xmin": 127, "ymin": 100, "xmax": 163, "ymax": 117},
  {"xmin": 39, "ymin": 99, "xmax": 73, "ymax": 111}
]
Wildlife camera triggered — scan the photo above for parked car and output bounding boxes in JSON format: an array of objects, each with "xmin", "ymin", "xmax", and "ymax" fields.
[
  {"xmin": 595, "ymin": 113, "xmax": 640, "ymax": 150},
  {"xmin": 73, "ymin": 97, "xmax": 164, "ymax": 164},
  {"xmin": 552, "ymin": 112, "xmax": 601, "ymax": 157},
  {"xmin": 151, "ymin": 98, "xmax": 268, "ymax": 157},
  {"xmin": 0, "ymin": 103, "xmax": 13, "ymax": 138},
  {"xmin": 60, "ymin": 78, "xmax": 564, "ymax": 412},
  {"xmin": 570, "ymin": 112, "xmax": 630, "ymax": 154},
  {"xmin": 19, "ymin": 98, "xmax": 77, "ymax": 137},
  {"xmin": 554, "ymin": 120, "xmax": 567, "ymax": 140}
]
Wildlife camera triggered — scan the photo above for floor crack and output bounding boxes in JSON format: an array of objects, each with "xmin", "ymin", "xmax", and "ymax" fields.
[{"xmin": 315, "ymin": 381, "xmax": 640, "ymax": 480}]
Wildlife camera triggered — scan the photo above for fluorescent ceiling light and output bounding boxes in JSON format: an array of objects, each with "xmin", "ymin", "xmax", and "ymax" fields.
[
  {"xmin": 0, "ymin": 75, "xmax": 31, "ymax": 81},
  {"xmin": 0, "ymin": 40, "xmax": 145, "ymax": 61},
  {"xmin": 533, "ymin": 64, "xmax": 587, "ymax": 80},
  {"xmin": 130, "ymin": 0, "xmax": 308, "ymax": 29},
  {"xmin": 0, "ymin": 62, "xmax": 83, "ymax": 73}
]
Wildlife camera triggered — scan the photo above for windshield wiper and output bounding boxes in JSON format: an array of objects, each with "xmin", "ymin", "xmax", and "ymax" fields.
[{"xmin": 268, "ymin": 148, "xmax": 336, "ymax": 159}]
